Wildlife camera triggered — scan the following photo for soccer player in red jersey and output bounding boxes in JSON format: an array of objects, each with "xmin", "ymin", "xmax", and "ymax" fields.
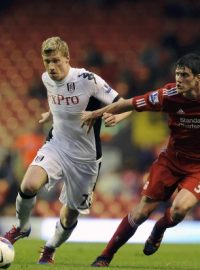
[{"xmin": 81, "ymin": 53, "xmax": 200, "ymax": 267}]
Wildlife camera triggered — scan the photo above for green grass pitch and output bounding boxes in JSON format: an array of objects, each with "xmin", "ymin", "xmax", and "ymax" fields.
[{"xmin": 9, "ymin": 240, "xmax": 199, "ymax": 270}]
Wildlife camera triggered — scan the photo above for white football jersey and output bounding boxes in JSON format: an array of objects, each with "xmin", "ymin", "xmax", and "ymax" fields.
[{"xmin": 42, "ymin": 67, "xmax": 119, "ymax": 161}]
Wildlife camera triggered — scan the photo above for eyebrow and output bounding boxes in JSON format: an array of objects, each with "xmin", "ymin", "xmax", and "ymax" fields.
[{"xmin": 176, "ymin": 71, "xmax": 188, "ymax": 74}]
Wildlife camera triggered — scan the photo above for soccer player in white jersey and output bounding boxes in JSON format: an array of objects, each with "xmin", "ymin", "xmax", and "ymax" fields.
[{"xmin": 4, "ymin": 37, "xmax": 131, "ymax": 264}]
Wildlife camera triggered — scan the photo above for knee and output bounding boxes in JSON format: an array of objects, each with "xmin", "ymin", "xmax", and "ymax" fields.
[
  {"xmin": 131, "ymin": 200, "xmax": 158, "ymax": 225},
  {"xmin": 170, "ymin": 205, "xmax": 188, "ymax": 223},
  {"xmin": 131, "ymin": 208, "xmax": 151, "ymax": 225},
  {"xmin": 61, "ymin": 216, "xmax": 78, "ymax": 228},
  {"xmin": 60, "ymin": 207, "xmax": 79, "ymax": 228},
  {"xmin": 61, "ymin": 216, "xmax": 70, "ymax": 227},
  {"xmin": 20, "ymin": 183, "xmax": 38, "ymax": 196}
]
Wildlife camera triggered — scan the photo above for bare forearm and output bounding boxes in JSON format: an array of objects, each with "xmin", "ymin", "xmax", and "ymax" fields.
[
  {"xmin": 114, "ymin": 111, "xmax": 132, "ymax": 123},
  {"xmin": 108, "ymin": 98, "xmax": 133, "ymax": 114},
  {"xmin": 93, "ymin": 98, "xmax": 133, "ymax": 118}
]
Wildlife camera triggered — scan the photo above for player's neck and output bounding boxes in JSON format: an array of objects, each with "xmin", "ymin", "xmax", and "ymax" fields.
[
  {"xmin": 64, "ymin": 65, "xmax": 71, "ymax": 78},
  {"xmin": 183, "ymin": 86, "xmax": 200, "ymax": 100},
  {"xmin": 58, "ymin": 65, "xmax": 71, "ymax": 81}
]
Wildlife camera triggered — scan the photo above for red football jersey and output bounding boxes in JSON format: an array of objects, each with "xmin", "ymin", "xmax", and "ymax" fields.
[{"xmin": 132, "ymin": 83, "xmax": 200, "ymax": 160}]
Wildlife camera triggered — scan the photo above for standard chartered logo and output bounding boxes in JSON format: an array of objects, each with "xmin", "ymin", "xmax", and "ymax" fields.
[
  {"xmin": 180, "ymin": 117, "xmax": 200, "ymax": 124},
  {"xmin": 178, "ymin": 117, "xmax": 200, "ymax": 129}
]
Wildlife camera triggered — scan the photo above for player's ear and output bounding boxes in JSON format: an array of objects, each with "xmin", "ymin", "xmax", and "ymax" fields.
[
  {"xmin": 196, "ymin": 74, "xmax": 200, "ymax": 87},
  {"xmin": 66, "ymin": 54, "xmax": 70, "ymax": 62}
]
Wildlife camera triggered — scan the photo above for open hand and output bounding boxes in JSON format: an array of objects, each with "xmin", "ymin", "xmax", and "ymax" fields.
[
  {"xmin": 81, "ymin": 111, "xmax": 93, "ymax": 125},
  {"xmin": 81, "ymin": 111, "xmax": 96, "ymax": 134},
  {"xmin": 102, "ymin": 112, "xmax": 118, "ymax": 127}
]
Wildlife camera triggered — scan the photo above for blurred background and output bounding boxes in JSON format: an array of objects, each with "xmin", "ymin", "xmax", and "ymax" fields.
[{"xmin": 0, "ymin": 0, "xmax": 200, "ymax": 226}]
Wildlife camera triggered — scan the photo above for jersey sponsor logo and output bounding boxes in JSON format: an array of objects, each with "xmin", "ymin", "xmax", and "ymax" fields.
[
  {"xmin": 35, "ymin": 155, "xmax": 44, "ymax": 162},
  {"xmin": 178, "ymin": 117, "xmax": 200, "ymax": 129},
  {"xmin": 103, "ymin": 83, "xmax": 112, "ymax": 93},
  {"xmin": 149, "ymin": 91, "xmax": 159, "ymax": 105},
  {"xmin": 67, "ymin": 82, "xmax": 75, "ymax": 93},
  {"xmin": 78, "ymin": 72, "xmax": 97, "ymax": 84},
  {"xmin": 48, "ymin": 94, "xmax": 79, "ymax": 105}
]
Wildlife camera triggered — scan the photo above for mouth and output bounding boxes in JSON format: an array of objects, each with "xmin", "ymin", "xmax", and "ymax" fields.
[
  {"xmin": 176, "ymin": 84, "xmax": 183, "ymax": 90},
  {"xmin": 49, "ymin": 73, "xmax": 58, "ymax": 78},
  {"xmin": 49, "ymin": 72, "xmax": 61, "ymax": 81}
]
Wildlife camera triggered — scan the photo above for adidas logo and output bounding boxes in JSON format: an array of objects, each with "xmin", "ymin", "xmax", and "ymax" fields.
[{"xmin": 177, "ymin": 109, "xmax": 185, "ymax": 114}]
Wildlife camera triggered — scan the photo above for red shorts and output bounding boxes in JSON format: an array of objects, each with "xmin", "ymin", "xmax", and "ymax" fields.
[{"xmin": 142, "ymin": 149, "xmax": 200, "ymax": 201}]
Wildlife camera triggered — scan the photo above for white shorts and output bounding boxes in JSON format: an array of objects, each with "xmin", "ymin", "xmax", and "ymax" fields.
[{"xmin": 31, "ymin": 142, "xmax": 101, "ymax": 214}]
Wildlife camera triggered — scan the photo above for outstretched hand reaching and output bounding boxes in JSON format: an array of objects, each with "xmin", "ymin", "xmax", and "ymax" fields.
[
  {"xmin": 81, "ymin": 111, "xmax": 96, "ymax": 134},
  {"xmin": 81, "ymin": 111, "xmax": 119, "ymax": 134}
]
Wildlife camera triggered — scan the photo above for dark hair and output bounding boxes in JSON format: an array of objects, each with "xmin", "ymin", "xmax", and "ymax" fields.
[{"xmin": 175, "ymin": 53, "xmax": 200, "ymax": 75}]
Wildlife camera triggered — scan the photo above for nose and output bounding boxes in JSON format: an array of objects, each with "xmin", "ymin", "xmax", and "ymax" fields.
[
  {"xmin": 176, "ymin": 75, "xmax": 183, "ymax": 82},
  {"xmin": 49, "ymin": 64, "xmax": 55, "ymax": 71}
]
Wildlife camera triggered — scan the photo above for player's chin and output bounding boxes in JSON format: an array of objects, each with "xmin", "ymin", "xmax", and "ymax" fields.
[
  {"xmin": 177, "ymin": 87, "xmax": 184, "ymax": 93},
  {"xmin": 49, "ymin": 73, "xmax": 60, "ymax": 81}
]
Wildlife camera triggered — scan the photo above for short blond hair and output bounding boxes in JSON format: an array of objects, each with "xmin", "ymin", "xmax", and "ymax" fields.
[{"xmin": 41, "ymin": 37, "xmax": 69, "ymax": 57}]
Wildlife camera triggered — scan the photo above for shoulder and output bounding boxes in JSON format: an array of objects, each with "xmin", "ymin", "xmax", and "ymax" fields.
[
  {"xmin": 147, "ymin": 83, "xmax": 178, "ymax": 106},
  {"xmin": 72, "ymin": 67, "xmax": 92, "ymax": 79},
  {"xmin": 69, "ymin": 68, "xmax": 95, "ymax": 83},
  {"xmin": 159, "ymin": 83, "xmax": 178, "ymax": 98},
  {"xmin": 70, "ymin": 67, "xmax": 86, "ymax": 77},
  {"xmin": 76, "ymin": 68, "xmax": 105, "ymax": 86},
  {"xmin": 162, "ymin": 82, "xmax": 177, "ymax": 92},
  {"xmin": 163, "ymin": 82, "xmax": 176, "ymax": 89}
]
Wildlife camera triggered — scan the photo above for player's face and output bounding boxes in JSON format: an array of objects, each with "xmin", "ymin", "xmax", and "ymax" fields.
[
  {"xmin": 42, "ymin": 51, "xmax": 70, "ymax": 81},
  {"xmin": 175, "ymin": 66, "xmax": 198, "ymax": 94}
]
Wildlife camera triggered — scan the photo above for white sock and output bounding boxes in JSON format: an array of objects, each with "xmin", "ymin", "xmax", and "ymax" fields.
[
  {"xmin": 46, "ymin": 220, "xmax": 77, "ymax": 248},
  {"xmin": 16, "ymin": 192, "xmax": 36, "ymax": 231}
]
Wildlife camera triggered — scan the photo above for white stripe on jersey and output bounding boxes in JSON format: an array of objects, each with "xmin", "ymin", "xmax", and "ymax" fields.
[
  {"xmin": 163, "ymin": 87, "xmax": 178, "ymax": 96},
  {"xmin": 136, "ymin": 98, "xmax": 146, "ymax": 107}
]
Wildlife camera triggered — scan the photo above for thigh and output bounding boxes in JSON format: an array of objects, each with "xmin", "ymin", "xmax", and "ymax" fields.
[
  {"xmin": 142, "ymin": 152, "xmax": 179, "ymax": 201},
  {"xmin": 179, "ymin": 174, "xmax": 200, "ymax": 200},
  {"xmin": 21, "ymin": 165, "xmax": 48, "ymax": 194},
  {"xmin": 172, "ymin": 188, "xmax": 198, "ymax": 211},
  {"xmin": 31, "ymin": 142, "xmax": 63, "ymax": 191},
  {"xmin": 60, "ymin": 159, "xmax": 101, "ymax": 215}
]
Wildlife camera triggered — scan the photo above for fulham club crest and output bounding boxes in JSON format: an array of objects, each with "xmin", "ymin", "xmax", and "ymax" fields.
[{"xmin": 67, "ymin": 82, "xmax": 75, "ymax": 93}]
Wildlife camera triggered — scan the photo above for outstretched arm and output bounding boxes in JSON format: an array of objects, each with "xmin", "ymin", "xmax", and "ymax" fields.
[
  {"xmin": 103, "ymin": 111, "xmax": 132, "ymax": 127},
  {"xmin": 81, "ymin": 98, "xmax": 133, "ymax": 124},
  {"xmin": 81, "ymin": 98, "xmax": 134, "ymax": 133}
]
